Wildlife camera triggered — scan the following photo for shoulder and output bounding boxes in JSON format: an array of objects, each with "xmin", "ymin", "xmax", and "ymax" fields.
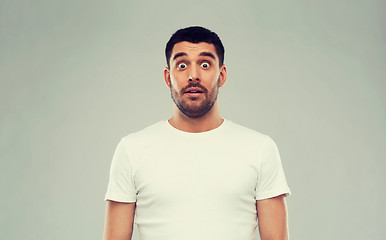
[
  {"xmin": 225, "ymin": 120, "xmax": 271, "ymax": 145},
  {"xmin": 120, "ymin": 120, "xmax": 167, "ymax": 147}
]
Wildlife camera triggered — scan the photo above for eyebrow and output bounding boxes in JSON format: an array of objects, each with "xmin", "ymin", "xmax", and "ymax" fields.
[
  {"xmin": 172, "ymin": 51, "xmax": 217, "ymax": 62},
  {"xmin": 172, "ymin": 52, "xmax": 187, "ymax": 61},
  {"xmin": 199, "ymin": 52, "xmax": 216, "ymax": 60}
]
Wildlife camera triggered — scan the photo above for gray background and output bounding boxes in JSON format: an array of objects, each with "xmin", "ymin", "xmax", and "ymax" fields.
[{"xmin": 1, "ymin": 0, "xmax": 385, "ymax": 239}]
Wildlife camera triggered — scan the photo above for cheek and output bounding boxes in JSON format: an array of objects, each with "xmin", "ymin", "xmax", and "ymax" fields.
[
  {"xmin": 169, "ymin": 78, "xmax": 182, "ymax": 92},
  {"xmin": 170, "ymin": 72, "xmax": 188, "ymax": 88},
  {"xmin": 206, "ymin": 72, "xmax": 220, "ymax": 87}
]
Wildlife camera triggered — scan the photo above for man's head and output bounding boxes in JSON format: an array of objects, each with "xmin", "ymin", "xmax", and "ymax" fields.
[
  {"xmin": 164, "ymin": 26, "xmax": 227, "ymax": 119},
  {"xmin": 165, "ymin": 26, "xmax": 225, "ymax": 68}
]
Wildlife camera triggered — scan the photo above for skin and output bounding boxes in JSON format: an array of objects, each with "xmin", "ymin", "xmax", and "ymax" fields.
[
  {"xmin": 103, "ymin": 201, "xmax": 135, "ymax": 240},
  {"xmin": 256, "ymin": 194, "xmax": 289, "ymax": 240},
  {"xmin": 163, "ymin": 41, "xmax": 227, "ymax": 133},
  {"xmin": 103, "ymin": 41, "xmax": 289, "ymax": 240}
]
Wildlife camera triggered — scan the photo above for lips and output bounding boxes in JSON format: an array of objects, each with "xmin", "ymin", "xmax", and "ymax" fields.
[
  {"xmin": 184, "ymin": 87, "xmax": 204, "ymax": 98},
  {"xmin": 184, "ymin": 87, "xmax": 204, "ymax": 93}
]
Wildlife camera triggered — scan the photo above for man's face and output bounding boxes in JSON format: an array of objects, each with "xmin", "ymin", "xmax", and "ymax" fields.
[{"xmin": 164, "ymin": 41, "xmax": 227, "ymax": 118}]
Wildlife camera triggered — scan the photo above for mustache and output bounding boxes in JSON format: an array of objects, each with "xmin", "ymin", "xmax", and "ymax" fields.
[{"xmin": 181, "ymin": 83, "xmax": 208, "ymax": 93}]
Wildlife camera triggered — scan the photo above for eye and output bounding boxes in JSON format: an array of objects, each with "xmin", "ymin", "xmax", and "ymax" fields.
[
  {"xmin": 178, "ymin": 63, "xmax": 187, "ymax": 69},
  {"xmin": 201, "ymin": 62, "xmax": 210, "ymax": 68}
]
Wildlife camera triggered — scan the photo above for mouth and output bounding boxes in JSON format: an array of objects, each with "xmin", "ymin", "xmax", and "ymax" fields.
[{"xmin": 184, "ymin": 87, "xmax": 204, "ymax": 98}]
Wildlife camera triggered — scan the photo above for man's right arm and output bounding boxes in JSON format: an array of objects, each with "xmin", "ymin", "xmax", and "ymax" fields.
[{"xmin": 103, "ymin": 200, "xmax": 136, "ymax": 240}]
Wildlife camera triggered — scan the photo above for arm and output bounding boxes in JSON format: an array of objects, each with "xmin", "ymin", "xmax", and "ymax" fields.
[
  {"xmin": 256, "ymin": 194, "xmax": 289, "ymax": 240},
  {"xmin": 103, "ymin": 200, "xmax": 136, "ymax": 240}
]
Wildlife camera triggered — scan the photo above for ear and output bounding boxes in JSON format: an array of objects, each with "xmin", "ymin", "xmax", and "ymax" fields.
[
  {"xmin": 218, "ymin": 65, "xmax": 227, "ymax": 87},
  {"xmin": 163, "ymin": 67, "xmax": 171, "ymax": 88}
]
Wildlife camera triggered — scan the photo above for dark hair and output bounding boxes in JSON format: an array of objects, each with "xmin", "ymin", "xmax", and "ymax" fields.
[{"xmin": 165, "ymin": 26, "xmax": 225, "ymax": 68}]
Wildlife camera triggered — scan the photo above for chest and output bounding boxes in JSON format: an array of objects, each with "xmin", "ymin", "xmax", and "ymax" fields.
[{"xmin": 132, "ymin": 143, "xmax": 259, "ymax": 210}]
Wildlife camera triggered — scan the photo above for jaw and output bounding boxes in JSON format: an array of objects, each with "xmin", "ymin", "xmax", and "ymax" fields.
[
  {"xmin": 170, "ymin": 81, "xmax": 220, "ymax": 119},
  {"xmin": 173, "ymin": 98, "xmax": 220, "ymax": 121}
]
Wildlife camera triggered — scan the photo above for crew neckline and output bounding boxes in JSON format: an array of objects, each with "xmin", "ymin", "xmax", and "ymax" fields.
[{"xmin": 165, "ymin": 119, "xmax": 229, "ymax": 136}]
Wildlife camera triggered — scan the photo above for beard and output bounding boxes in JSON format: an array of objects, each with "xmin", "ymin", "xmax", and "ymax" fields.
[{"xmin": 170, "ymin": 78, "xmax": 220, "ymax": 119}]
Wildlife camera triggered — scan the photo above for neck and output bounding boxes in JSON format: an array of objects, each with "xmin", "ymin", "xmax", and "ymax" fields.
[{"xmin": 168, "ymin": 101, "xmax": 223, "ymax": 133}]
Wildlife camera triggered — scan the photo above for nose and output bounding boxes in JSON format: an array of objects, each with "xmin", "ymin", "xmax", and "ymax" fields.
[{"xmin": 188, "ymin": 66, "xmax": 200, "ymax": 82}]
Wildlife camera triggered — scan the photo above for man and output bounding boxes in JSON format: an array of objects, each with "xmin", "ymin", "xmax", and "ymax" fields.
[{"xmin": 103, "ymin": 26, "xmax": 291, "ymax": 240}]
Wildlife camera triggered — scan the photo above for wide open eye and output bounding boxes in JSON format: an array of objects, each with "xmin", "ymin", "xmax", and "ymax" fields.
[
  {"xmin": 178, "ymin": 63, "xmax": 187, "ymax": 69},
  {"xmin": 201, "ymin": 62, "xmax": 210, "ymax": 68}
]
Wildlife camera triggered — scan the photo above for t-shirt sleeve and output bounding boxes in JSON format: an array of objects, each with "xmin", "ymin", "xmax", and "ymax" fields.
[
  {"xmin": 104, "ymin": 138, "xmax": 137, "ymax": 202},
  {"xmin": 255, "ymin": 136, "xmax": 291, "ymax": 200}
]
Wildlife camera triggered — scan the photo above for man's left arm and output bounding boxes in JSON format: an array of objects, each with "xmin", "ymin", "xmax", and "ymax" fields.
[{"xmin": 256, "ymin": 194, "xmax": 289, "ymax": 240}]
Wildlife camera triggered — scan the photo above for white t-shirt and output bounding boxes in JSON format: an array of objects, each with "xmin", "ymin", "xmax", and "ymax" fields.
[{"xmin": 105, "ymin": 119, "xmax": 291, "ymax": 240}]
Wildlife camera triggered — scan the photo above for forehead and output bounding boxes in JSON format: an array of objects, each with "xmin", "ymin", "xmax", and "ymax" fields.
[{"xmin": 171, "ymin": 41, "xmax": 218, "ymax": 60}]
